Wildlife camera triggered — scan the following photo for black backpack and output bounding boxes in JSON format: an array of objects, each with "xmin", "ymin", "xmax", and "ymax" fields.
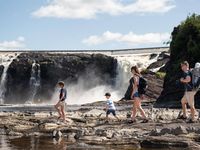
[
  {"xmin": 123, "ymin": 77, "xmax": 147, "ymax": 100},
  {"xmin": 138, "ymin": 77, "xmax": 148, "ymax": 95}
]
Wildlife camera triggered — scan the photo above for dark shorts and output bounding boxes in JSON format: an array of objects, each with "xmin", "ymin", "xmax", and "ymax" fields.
[{"xmin": 106, "ymin": 109, "xmax": 116, "ymax": 116}]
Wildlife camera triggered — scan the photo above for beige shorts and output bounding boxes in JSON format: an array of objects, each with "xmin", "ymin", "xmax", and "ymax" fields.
[
  {"xmin": 181, "ymin": 91, "xmax": 196, "ymax": 107},
  {"xmin": 57, "ymin": 101, "xmax": 65, "ymax": 108}
]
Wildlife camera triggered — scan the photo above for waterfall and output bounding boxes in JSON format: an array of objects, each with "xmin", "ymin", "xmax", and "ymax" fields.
[
  {"xmin": 0, "ymin": 53, "xmax": 20, "ymax": 104},
  {"xmin": 26, "ymin": 61, "xmax": 41, "ymax": 104},
  {"xmin": 50, "ymin": 52, "xmax": 161, "ymax": 105},
  {"xmin": 113, "ymin": 53, "xmax": 160, "ymax": 96}
]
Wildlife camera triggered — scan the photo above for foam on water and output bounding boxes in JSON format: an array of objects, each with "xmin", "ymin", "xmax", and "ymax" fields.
[{"xmin": 25, "ymin": 61, "xmax": 41, "ymax": 104}]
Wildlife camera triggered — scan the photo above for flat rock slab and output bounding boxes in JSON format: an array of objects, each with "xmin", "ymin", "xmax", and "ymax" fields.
[{"xmin": 141, "ymin": 135, "xmax": 200, "ymax": 149}]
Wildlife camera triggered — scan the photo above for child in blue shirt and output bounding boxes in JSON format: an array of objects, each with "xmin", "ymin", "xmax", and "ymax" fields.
[{"xmin": 104, "ymin": 92, "xmax": 120, "ymax": 122}]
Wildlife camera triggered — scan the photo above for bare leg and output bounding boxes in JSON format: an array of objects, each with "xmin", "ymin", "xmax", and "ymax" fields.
[
  {"xmin": 60, "ymin": 105, "xmax": 66, "ymax": 122},
  {"xmin": 191, "ymin": 107, "xmax": 195, "ymax": 121},
  {"xmin": 132, "ymin": 99, "xmax": 139, "ymax": 121},
  {"xmin": 189, "ymin": 92, "xmax": 196, "ymax": 121},
  {"xmin": 106, "ymin": 114, "xmax": 109, "ymax": 122},
  {"xmin": 114, "ymin": 115, "xmax": 120, "ymax": 121},
  {"xmin": 138, "ymin": 104, "xmax": 147, "ymax": 119},
  {"xmin": 54, "ymin": 102, "xmax": 62, "ymax": 118},
  {"xmin": 181, "ymin": 99, "xmax": 187, "ymax": 118}
]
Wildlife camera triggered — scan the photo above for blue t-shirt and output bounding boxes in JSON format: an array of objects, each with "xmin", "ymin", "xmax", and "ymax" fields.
[
  {"xmin": 107, "ymin": 99, "xmax": 116, "ymax": 110},
  {"xmin": 59, "ymin": 88, "xmax": 67, "ymax": 101},
  {"xmin": 182, "ymin": 71, "xmax": 193, "ymax": 91}
]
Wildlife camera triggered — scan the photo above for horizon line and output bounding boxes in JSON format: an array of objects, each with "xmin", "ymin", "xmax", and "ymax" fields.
[{"xmin": 0, "ymin": 46, "xmax": 169, "ymax": 52}]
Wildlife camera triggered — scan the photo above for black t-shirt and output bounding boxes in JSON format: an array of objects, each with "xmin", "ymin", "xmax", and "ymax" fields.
[
  {"xmin": 59, "ymin": 88, "xmax": 67, "ymax": 101},
  {"xmin": 181, "ymin": 71, "xmax": 193, "ymax": 91}
]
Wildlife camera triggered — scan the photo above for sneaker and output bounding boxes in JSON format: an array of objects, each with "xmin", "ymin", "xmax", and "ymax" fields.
[
  {"xmin": 177, "ymin": 115, "xmax": 187, "ymax": 120},
  {"xmin": 187, "ymin": 119, "xmax": 195, "ymax": 123},
  {"xmin": 141, "ymin": 119, "xmax": 149, "ymax": 123}
]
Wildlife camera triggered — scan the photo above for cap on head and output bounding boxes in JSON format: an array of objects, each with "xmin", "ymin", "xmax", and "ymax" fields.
[
  {"xmin": 181, "ymin": 61, "xmax": 189, "ymax": 67},
  {"xmin": 58, "ymin": 81, "xmax": 65, "ymax": 86},
  {"xmin": 105, "ymin": 92, "xmax": 111, "ymax": 97}
]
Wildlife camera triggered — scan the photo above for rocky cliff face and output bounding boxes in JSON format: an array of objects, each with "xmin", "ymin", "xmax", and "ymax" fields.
[
  {"xmin": 0, "ymin": 65, "xmax": 3, "ymax": 77},
  {"xmin": 155, "ymin": 19, "xmax": 200, "ymax": 108},
  {"xmin": 4, "ymin": 53, "xmax": 117, "ymax": 103},
  {"xmin": 156, "ymin": 61, "xmax": 200, "ymax": 108}
]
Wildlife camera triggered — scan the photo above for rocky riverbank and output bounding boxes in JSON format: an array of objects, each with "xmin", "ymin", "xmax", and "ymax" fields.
[{"xmin": 1, "ymin": 102, "xmax": 200, "ymax": 149}]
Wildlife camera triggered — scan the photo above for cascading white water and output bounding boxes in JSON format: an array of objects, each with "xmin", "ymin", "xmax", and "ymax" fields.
[
  {"xmin": 25, "ymin": 61, "xmax": 41, "ymax": 104},
  {"xmin": 113, "ymin": 53, "xmax": 160, "ymax": 95},
  {"xmin": 0, "ymin": 53, "xmax": 20, "ymax": 104},
  {"xmin": 50, "ymin": 52, "xmax": 161, "ymax": 105}
]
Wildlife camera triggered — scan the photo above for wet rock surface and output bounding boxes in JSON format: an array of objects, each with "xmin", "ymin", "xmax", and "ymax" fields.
[
  {"xmin": 143, "ymin": 71, "xmax": 164, "ymax": 100},
  {"xmin": 147, "ymin": 52, "xmax": 170, "ymax": 72},
  {"xmin": 1, "ymin": 103, "xmax": 200, "ymax": 149}
]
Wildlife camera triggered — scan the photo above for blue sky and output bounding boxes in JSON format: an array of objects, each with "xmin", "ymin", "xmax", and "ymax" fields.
[{"xmin": 0, "ymin": 0, "xmax": 199, "ymax": 50}]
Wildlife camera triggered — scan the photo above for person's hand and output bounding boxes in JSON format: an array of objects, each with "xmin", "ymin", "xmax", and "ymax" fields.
[
  {"xmin": 180, "ymin": 78, "xmax": 184, "ymax": 82},
  {"xmin": 140, "ymin": 95, "xmax": 145, "ymax": 100}
]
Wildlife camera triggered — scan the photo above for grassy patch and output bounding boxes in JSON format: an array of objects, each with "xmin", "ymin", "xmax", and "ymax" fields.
[{"xmin": 155, "ymin": 72, "xmax": 166, "ymax": 79}]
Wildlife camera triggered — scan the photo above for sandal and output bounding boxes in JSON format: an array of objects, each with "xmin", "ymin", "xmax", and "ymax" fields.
[{"xmin": 128, "ymin": 120, "xmax": 136, "ymax": 124}]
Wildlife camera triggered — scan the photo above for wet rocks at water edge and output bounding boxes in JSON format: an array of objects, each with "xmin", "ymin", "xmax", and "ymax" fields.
[
  {"xmin": 1, "ymin": 105, "xmax": 200, "ymax": 149},
  {"xmin": 53, "ymin": 130, "xmax": 62, "ymax": 138}
]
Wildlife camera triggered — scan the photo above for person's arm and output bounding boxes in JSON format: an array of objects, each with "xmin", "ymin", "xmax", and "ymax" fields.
[
  {"xmin": 106, "ymin": 105, "xmax": 109, "ymax": 110},
  {"xmin": 180, "ymin": 76, "xmax": 191, "ymax": 83},
  {"xmin": 131, "ymin": 77, "xmax": 138, "ymax": 98},
  {"xmin": 104, "ymin": 102, "xmax": 109, "ymax": 111},
  {"xmin": 133, "ymin": 76, "xmax": 138, "ymax": 92}
]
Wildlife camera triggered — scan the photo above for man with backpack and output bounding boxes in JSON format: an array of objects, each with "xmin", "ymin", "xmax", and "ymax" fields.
[{"xmin": 178, "ymin": 61, "xmax": 197, "ymax": 123}]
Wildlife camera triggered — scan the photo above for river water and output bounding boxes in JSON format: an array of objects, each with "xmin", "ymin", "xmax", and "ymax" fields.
[
  {"xmin": 0, "ymin": 135, "xmax": 184, "ymax": 150},
  {"xmin": 0, "ymin": 135, "xmax": 142, "ymax": 150}
]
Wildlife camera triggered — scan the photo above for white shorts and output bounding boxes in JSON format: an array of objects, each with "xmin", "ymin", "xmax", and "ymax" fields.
[{"xmin": 181, "ymin": 91, "xmax": 196, "ymax": 107}]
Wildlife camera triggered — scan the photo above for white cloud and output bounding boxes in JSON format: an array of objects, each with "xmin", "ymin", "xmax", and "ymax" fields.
[
  {"xmin": 32, "ymin": 0, "xmax": 175, "ymax": 19},
  {"xmin": 82, "ymin": 31, "xmax": 170, "ymax": 46},
  {"xmin": 0, "ymin": 37, "xmax": 26, "ymax": 50}
]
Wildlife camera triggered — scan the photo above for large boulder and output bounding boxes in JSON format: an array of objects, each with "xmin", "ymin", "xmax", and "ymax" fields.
[{"xmin": 4, "ymin": 52, "xmax": 117, "ymax": 103}]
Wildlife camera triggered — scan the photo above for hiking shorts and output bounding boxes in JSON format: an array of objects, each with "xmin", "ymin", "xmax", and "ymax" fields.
[
  {"xmin": 106, "ymin": 109, "xmax": 116, "ymax": 116},
  {"xmin": 181, "ymin": 91, "xmax": 196, "ymax": 108},
  {"xmin": 57, "ymin": 100, "xmax": 66, "ymax": 109}
]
